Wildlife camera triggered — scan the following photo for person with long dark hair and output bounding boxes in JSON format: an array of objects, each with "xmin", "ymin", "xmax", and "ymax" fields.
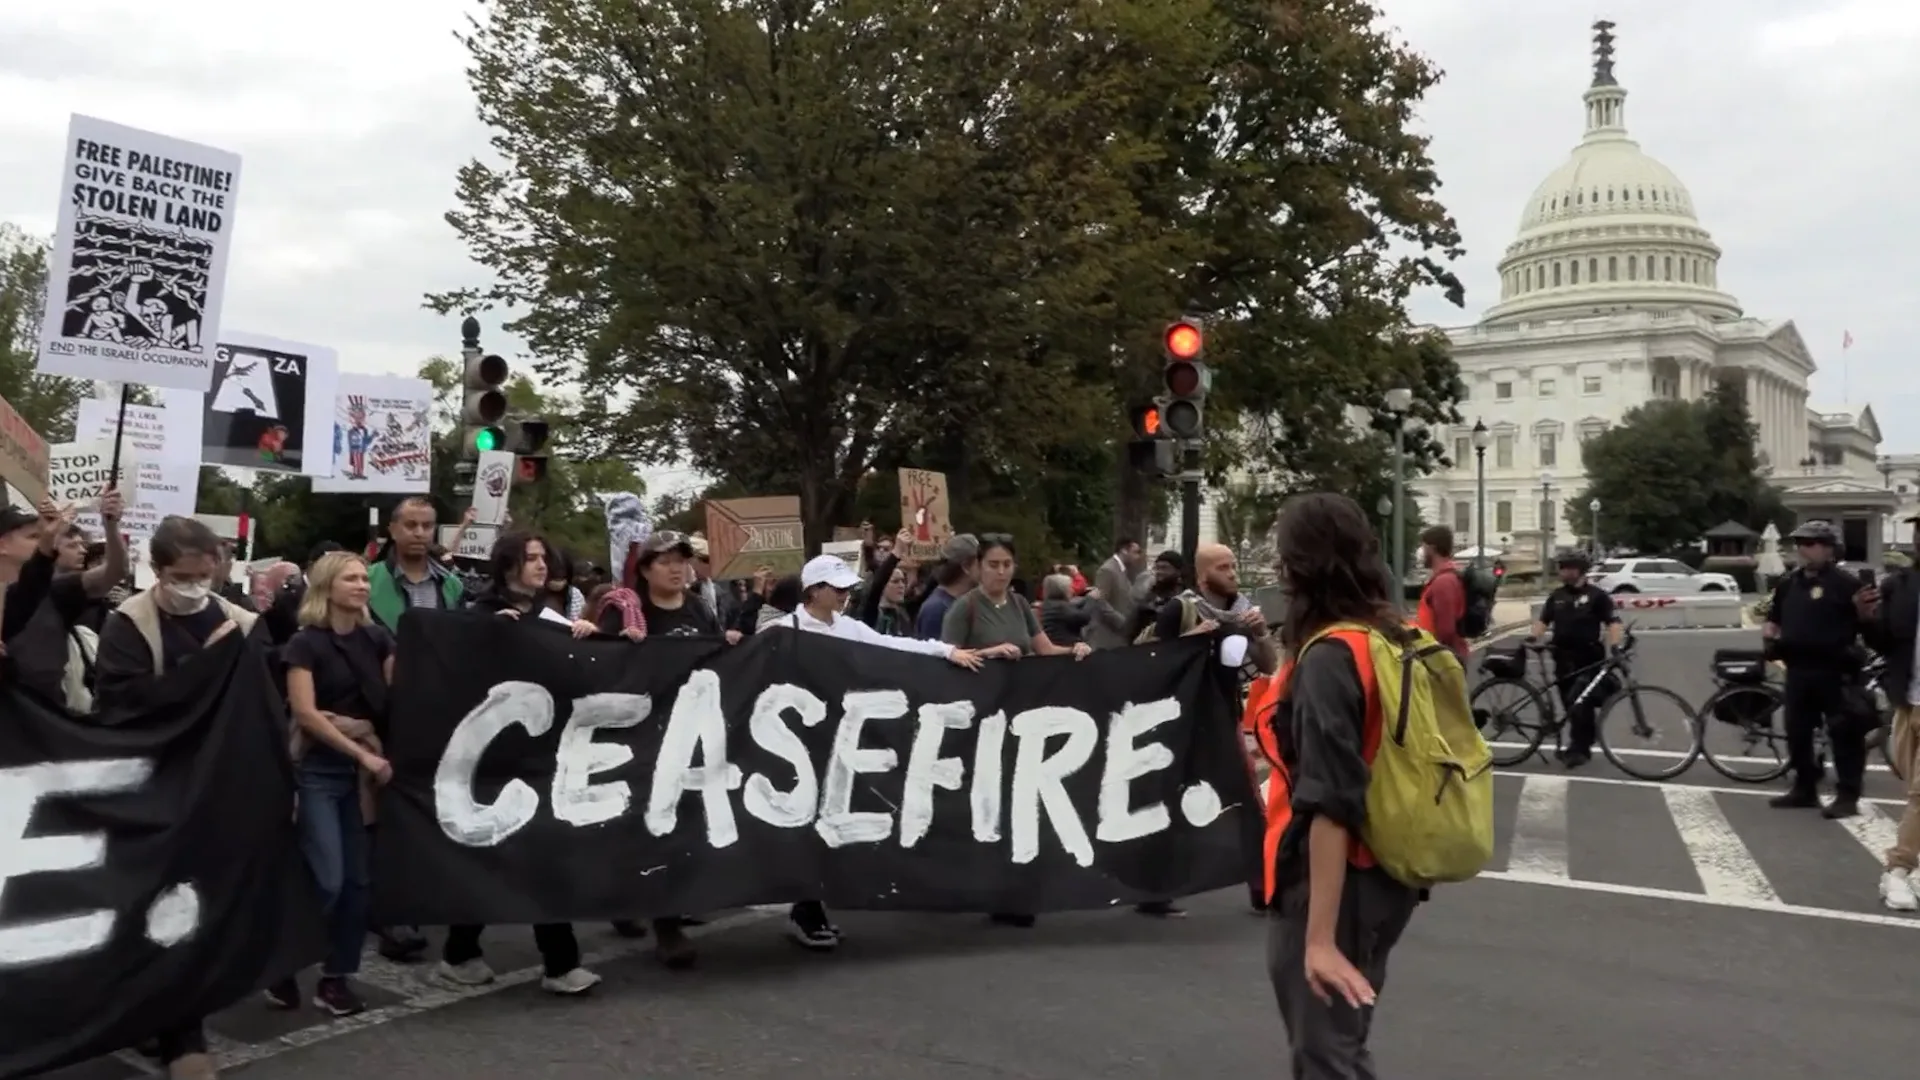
[
  {"xmin": 1257, "ymin": 493, "xmax": 1422, "ymax": 1077},
  {"xmin": 437, "ymin": 530, "xmax": 602, "ymax": 996}
]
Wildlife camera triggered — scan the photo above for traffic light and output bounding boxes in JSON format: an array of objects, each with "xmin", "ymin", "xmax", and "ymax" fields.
[
  {"xmin": 506, "ymin": 418, "xmax": 551, "ymax": 485},
  {"xmin": 1126, "ymin": 403, "xmax": 1174, "ymax": 476},
  {"xmin": 461, "ymin": 352, "xmax": 509, "ymax": 459},
  {"xmin": 1161, "ymin": 318, "xmax": 1207, "ymax": 440}
]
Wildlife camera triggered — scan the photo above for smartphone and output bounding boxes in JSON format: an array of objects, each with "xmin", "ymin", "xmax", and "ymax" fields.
[{"xmin": 1859, "ymin": 567, "xmax": 1878, "ymax": 588}]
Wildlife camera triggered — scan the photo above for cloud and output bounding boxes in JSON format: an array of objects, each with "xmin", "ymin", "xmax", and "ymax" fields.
[
  {"xmin": 1, "ymin": 1, "xmax": 1909, "ymax": 468},
  {"xmin": 1381, "ymin": 1, "xmax": 1918, "ymax": 445}
]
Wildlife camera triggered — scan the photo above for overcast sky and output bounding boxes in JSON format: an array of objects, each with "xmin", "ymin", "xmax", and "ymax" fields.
[{"xmin": 1, "ymin": 0, "xmax": 1913, "ymax": 465}]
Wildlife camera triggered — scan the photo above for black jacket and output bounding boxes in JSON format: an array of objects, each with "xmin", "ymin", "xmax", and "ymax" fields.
[{"xmin": 1863, "ymin": 567, "xmax": 1918, "ymax": 707}]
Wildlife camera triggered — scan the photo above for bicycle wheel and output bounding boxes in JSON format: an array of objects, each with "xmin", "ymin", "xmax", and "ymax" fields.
[
  {"xmin": 1470, "ymin": 677, "xmax": 1552, "ymax": 767},
  {"xmin": 1696, "ymin": 683, "xmax": 1790, "ymax": 783},
  {"xmin": 1595, "ymin": 683, "xmax": 1700, "ymax": 781}
]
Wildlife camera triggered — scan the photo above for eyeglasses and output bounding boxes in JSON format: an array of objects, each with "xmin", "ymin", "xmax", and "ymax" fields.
[{"xmin": 979, "ymin": 532, "xmax": 1015, "ymax": 546}]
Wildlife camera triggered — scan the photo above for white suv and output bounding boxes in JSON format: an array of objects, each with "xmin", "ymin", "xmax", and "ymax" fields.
[{"xmin": 1589, "ymin": 558, "xmax": 1739, "ymax": 595}]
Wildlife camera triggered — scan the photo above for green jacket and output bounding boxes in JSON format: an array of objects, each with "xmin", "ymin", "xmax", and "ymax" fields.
[{"xmin": 368, "ymin": 556, "xmax": 465, "ymax": 631}]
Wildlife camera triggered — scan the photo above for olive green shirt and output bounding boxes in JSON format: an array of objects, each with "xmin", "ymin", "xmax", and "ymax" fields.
[{"xmin": 941, "ymin": 589, "xmax": 1041, "ymax": 654}]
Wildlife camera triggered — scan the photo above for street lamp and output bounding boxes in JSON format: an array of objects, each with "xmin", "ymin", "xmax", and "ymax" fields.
[
  {"xmin": 1384, "ymin": 388, "xmax": 1413, "ymax": 596},
  {"xmin": 1539, "ymin": 471, "xmax": 1556, "ymax": 565},
  {"xmin": 1589, "ymin": 497, "xmax": 1602, "ymax": 558},
  {"xmin": 1880, "ymin": 456, "xmax": 1894, "ymax": 489},
  {"xmin": 1471, "ymin": 420, "xmax": 1490, "ymax": 569}
]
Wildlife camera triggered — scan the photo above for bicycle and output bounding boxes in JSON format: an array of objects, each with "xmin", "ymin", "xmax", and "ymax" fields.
[
  {"xmin": 1694, "ymin": 648, "xmax": 1897, "ymax": 783},
  {"xmin": 1469, "ymin": 627, "xmax": 1700, "ymax": 781}
]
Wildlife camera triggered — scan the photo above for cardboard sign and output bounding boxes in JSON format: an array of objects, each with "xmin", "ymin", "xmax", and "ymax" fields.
[
  {"xmin": 821, "ymin": 539, "xmax": 863, "ymax": 569},
  {"xmin": 0, "ymin": 392, "xmax": 49, "ymax": 504},
  {"xmin": 705, "ymin": 496, "xmax": 804, "ymax": 579},
  {"xmin": 897, "ymin": 468, "xmax": 950, "ymax": 562}
]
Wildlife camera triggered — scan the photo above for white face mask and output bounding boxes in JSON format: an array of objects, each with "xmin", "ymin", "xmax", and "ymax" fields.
[{"xmin": 157, "ymin": 580, "xmax": 212, "ymax": 614}]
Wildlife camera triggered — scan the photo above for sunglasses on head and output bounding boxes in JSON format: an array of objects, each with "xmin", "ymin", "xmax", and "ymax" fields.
[{"xmin": 979, "ymin": 532, "xmax": 1015, "ymax": 545}]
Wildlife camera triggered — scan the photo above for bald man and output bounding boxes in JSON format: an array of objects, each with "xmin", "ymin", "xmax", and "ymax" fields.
[{"xmin": 1153, "ymin": 543, "xmax": 1278, "ymax": 675}]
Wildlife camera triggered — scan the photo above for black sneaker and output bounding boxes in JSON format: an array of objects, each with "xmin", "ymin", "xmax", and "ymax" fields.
[
  {"xmin": 1823, "ymin": 795, "xmax": 1861, "ymax": 820},
  {"xmin": 1135, "ymin": 901, "xmax": 1186, "ymax": 918},
  {"xmin": 376, "ymin": 926, "xmax": 428, "ymax": 961},
  {"xmin": 1561, "ymin": 749, "xmax": 1592, "ymax": 769},
  {"xmin": 988, "ymin": 913, "xmax": 1036, "ymax": 928},
  {"xmin": 262, "ymin": 976, "xmax": 300, "ymax": 1009},
  {"xmin": 653, "ymin": 917, "xmax": 697, "ymax": 970},
  {"xmin": 1770, "ymin": 789, "xmax": 1820, "ymax": 809},
  {"xmin": 787, "ymin": 902, "xmax": 840, "ymax": 950},
  {"xmin": 313, "ymin": 976, "xmax": 367, "ymax": 1018}
]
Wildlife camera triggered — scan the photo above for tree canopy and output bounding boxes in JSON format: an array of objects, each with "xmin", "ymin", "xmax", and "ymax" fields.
[
  {"xmin": 433, "ymin": 0, "xmax": 1467, "ymax": 555},
  {"xmin": 0, "ymin": 226, "xmax": 90, "ymax": 444},
  {"xmin": 1567, "ymin": 383, "xmax": 1789, "ymax": 554}
]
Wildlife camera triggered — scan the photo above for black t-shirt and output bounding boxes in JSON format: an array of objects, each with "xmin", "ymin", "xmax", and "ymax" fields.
[
  {"xmin": 2, "ymin": 553, "xmax": 89, "ymax": 641},
  {"xmin": 641, "ymin": 596, "xmax": 722, "ymax": 638},
  {"xmin": 157, "ymin": 604, "xmax": 231, "ymax": 669},
  {"xmin": 283, "ymin": 623, "xmax": 395, "ymax": 767}
]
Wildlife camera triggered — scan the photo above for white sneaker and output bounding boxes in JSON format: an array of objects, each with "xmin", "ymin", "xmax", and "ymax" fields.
[
  {"xmin": 540, "ymin": 967, "xmax": 603, "ymax": 995},
  {"xmin": 1879, "ymin": 868, "xmax": 1918, "ymax": 912},
  {"xmin": 435, "ymin": 958, "xmax": 497, "ymax": 986}
]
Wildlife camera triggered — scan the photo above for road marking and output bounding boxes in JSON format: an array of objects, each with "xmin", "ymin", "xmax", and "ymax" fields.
[
  {"xmin": 1835, "ymin": 800, "xmax": 1901, "ymax": 865},
  {"xmin": 1480, "ymin": 870, "xmax": 1920, "ymax": 930},
  {"xmin": 205, "ymin": 908, "xmax": 778, "ymax": 1071},
  {"xmin": 1491, "ymin": 740, "xmax": 1893, "ymax": 775},
  {"xmin": 1508, "ymin": 774, "xmax": 1570, "ymax": 878},
  {"xmin": 1662, "ymin": 786, "xmax": 1778, "ymax": 904},
  {"xmin": 1493, "ymin": 767, "xmax": 1904, "ymax": 807}
]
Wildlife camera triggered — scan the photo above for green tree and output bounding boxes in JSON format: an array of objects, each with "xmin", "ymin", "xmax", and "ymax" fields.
[
  {"xmin": 1566, "ymin": 401, "xmax": 1717, "ymax": 554},
  {"xmin": 0, "ymin": 225, "xmax": 91, "ymax": 442},
  {"xmin": 432, "ymin": 0, "xmax": 1229, "ymax": 551}
]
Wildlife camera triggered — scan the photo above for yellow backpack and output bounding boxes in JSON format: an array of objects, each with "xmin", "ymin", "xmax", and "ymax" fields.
[{"xmin": 1304, "ymin": 621, "xmax": 1495, "ymax": 889}]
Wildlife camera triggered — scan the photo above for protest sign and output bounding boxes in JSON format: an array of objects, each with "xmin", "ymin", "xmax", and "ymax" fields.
[
  {"xmin": 373, "ymin": 613, "xmax": 1255, "ymax": 925},
  {"xmin": 45, "ymin": 440, "xmax": 139, "ymax": 509},
  {"xmin": 0, "ymin": 392, "xmax": 49, "ymax": 505},
  {"xmin": 0, "ymin": 640, "xmax": 323, "ymax": 1079},
  {"xmin": 199, "ymin": 333, "xmax": 340, "ymax": 475},
  {"xmin": 309, "ymin": 374, "xmax": 433, "ymax": 493},
  {"xmin": 35, "ymin": 115, "xmax": 242, "ymax": 391}
]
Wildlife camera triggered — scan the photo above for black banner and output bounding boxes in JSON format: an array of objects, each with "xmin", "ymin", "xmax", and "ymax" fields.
[
  {"xmin": 375, "ymin": 611, "xmax": 1258, "ymax": 925},
  {"xmin": 0, "ymin": 637, "xmax": 323, "ymax": 1080}
]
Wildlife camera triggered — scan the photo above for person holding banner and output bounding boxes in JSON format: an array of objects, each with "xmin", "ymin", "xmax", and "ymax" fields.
[{"xmin": 0, "ymin": 491, "xmax": 128, "ymax": 711}]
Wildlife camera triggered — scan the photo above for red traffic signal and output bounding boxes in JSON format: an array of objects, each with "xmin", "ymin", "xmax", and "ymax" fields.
[
  {"xmin": 1129, "ymin": 404, "xmax": 1163, "ymax": 438},
  {"xmin": 1164, "ymin": 320, "xmax": 1203, "ymax": 361}
]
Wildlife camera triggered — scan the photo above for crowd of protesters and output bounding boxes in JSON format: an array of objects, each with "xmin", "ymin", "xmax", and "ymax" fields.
[{"xmin": 0, "ymin": 487, "xmax": 1304, "ymax": 1080}]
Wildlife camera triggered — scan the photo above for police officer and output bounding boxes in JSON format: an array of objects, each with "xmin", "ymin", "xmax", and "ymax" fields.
[
  {"xmin": 1763, "ymin": 519, "xmax": 1870, "ymax": 818},
  {"xmin": 1528, "ymin": 551, "xmax": 1622, "ymax": 768}
]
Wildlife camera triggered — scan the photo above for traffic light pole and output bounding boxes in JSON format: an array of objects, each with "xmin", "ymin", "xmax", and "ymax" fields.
[{"xmin": 1178, "ymin": 444, "xmax": 1202, "ymax": 570}]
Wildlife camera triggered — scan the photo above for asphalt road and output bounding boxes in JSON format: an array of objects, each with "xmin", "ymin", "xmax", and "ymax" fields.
[{"xmin": 50, "ymin": 628, "xmax": 1917, "ymax": 1079}]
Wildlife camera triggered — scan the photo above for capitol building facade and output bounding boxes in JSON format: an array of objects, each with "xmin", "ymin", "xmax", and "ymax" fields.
[{"xmin": 1158, "ymin": 25, "xmax": 1896, "ymax": 565}]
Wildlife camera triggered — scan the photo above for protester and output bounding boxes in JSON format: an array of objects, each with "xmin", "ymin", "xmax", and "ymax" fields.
[
  {"xmin": 0, "ymin": 492, "xmax": 128, "ymax": 710},
  {"xmin": 1125, "ymin": 550, "xmax": 1187, "ymax": 641},
  {"xmin": 538, "ymin": 546, "xmax": 586, "ymax": 621},
  {"xmin": 853, "ymin": 527, "xmax": 913, "ymax": 635},
  {"xmin": 754, "ymin": 573, "xmax": 803, "ymax": 632},
  {"xmin": 914, "ymin": 534, "xmax": 980, "ymax": 638},
  {"xmin": 367, "ymin": 497, "xmax": 466, "ymax": 632},
  {"xmin": 1257, "ymin": 493, "xmax": 1422, "ymax": 1076},
  {"xmin": 629, "ymin": 532, "xmax": 741, "ymax": 642},
  {"xmin": 777, "ymin": 554, "xmax": 992, "ymax": 947},
  {"xmin": 264, "ymin": 552, "xmax": 395, "ymax": 1017},
  {"xmin": 1038, "ymin": 572, "xmax": 1117, "ymax": 646},
  {"xmin": 93, "ymin": 515, "xmax": 258, "ymax": 1080},
  {"xmin": 1152, "ymin": 543, "xmax": 1277, "ymax": 674},
  {"xmin": 439, "ymin": 530, "xmax": 603, "ymax": 994},
  {"xmin": 939, "ymin": 535, "xmax": 1086, "ymax": 928},
  {"xmin": 687, "ymin": 535, "xmax": 734, "ymax": 625},
  {"xmin": 1414, "ymin": 524, "xmax": 1469, "ymax": 660}
]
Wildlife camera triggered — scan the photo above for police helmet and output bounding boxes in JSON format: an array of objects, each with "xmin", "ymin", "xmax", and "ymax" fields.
[
  {"xmin": 1788, "ymin": 519, "xmax": 1840, "ymax": 546},
  {"xmin": 1554, "ymin": 551, "xmax": 1590, "ymax": 572}
]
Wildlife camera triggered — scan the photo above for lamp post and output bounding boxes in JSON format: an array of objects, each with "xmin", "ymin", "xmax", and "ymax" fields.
[
  {"xmin": 1471, "ymin": 420, "xmax": 1490, "ymax": 569},
  {"xmin": 1539, "ymin": 471, "xmax": 1556, "ymax": 565},
  {"xmin": 1589, "ymin": 497, "xmax": 1602, "ymax": 558},
  {"xmin": 1384, "ymin": 388, "xmax": 1413, "ymax": 593},
  {"xmin": 1880, "ymin": 456, "xmax": 1894, "ymax": 489}
]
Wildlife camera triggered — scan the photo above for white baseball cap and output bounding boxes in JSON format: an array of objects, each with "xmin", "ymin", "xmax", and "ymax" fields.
[{"xmin": 800, "ymin": 554, "xmax": 860, "ymax": 590}]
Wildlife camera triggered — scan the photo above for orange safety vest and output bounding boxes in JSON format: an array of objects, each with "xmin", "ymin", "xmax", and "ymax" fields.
[{"xmin": 1244, "ymin": 629, "xmax": 1384, "ymax": 904}]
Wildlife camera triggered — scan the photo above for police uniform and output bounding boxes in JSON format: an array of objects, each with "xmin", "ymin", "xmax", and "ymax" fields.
[
  {"xmin": 1538, "ymin": 579, "xmax": 1619, "ymax": 761},
  {"xmin": 1768, "ymin": 558, "xmax": 1867, "ymax": 810}
]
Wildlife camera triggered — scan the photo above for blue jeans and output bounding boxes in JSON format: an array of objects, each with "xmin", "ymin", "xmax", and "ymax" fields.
[{"xmin": 297, "ymin": 764, "xmax": 370, "ymax": 977}]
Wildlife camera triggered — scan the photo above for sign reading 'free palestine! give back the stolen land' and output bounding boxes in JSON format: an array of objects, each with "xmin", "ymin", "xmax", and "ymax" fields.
[{"xmin": 706, "ymin": 496, "xmax": 805, "ymax": 579}]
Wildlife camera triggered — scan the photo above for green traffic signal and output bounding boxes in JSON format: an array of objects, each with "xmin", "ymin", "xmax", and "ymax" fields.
[{"xmin": 474, "ymin": 428, "xmax": 500, "ymax": 452}]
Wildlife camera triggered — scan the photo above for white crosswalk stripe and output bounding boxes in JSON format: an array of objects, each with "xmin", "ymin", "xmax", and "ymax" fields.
[{"xmin": 1484, "ymin": 770, "xmax": 1920, "ymax": 928}]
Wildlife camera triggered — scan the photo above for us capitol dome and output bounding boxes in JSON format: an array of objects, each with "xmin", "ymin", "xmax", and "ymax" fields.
[{"xmin": 1427, "ymin": 21, "xmax": 1893, "ymax": 567}]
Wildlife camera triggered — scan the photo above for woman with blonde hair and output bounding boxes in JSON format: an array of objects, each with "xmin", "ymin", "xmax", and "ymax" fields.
[{"xmin": 264, "ymin": 551, "xmax": 395, "ymax": 1018}]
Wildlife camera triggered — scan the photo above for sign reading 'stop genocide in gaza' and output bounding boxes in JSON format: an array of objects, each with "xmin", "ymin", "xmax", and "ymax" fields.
[
  {"xmin": 705, "ymin": 496, "xmax": 805, "ymax": 579},
  {"xmin": 35, "ymin": 115, "xmax": 243, "ymax": 393}
]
